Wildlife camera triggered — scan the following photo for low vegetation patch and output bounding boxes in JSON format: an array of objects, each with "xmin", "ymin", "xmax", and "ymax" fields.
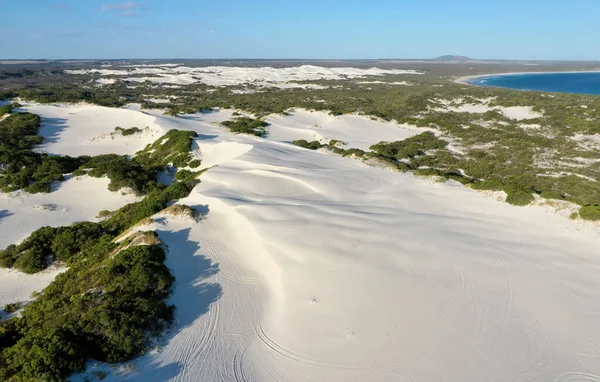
[
  {"xmin": 222, "ymin": 117, "xmax": 268, "ymax": 137},
  {"xmin": 114, "ymin": 126, "xmax": 142, "ymax": 136},
  {"xmin": 579, "ymin": 205, "xmax": 600, "ymax": 221},
  {"xmin": 0, "ymin": 104, "xmax": 13, "ymax": 116},
  {"xmin": 292, "ymin": 139, "xmax": 323, "ymax": 150},
  {"xmin": 0, "ymin": 242, "xmax": 175, "ymax": 381},
  {"xmin": 136, "ymin": 129, "xmax": 198, "ymax": 168}
]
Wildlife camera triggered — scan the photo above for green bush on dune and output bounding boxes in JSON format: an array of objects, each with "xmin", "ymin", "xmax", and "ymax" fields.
[
  {"xmin": 0, "ymin": 175, "xmax": 199, "ymax": 379},
  {"xmin": 222, "ymin": 117, "xmax": 269, "ymax": 137},
  {"xmin": 579, "ymin": 205, "xmax": 600, "ymax": 221},
  {"xmin": 0, "ymin": 243, "xmax": 175, "ymax": 381}
]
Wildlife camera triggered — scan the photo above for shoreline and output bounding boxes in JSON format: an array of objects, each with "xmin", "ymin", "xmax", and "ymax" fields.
[{"xmin": 455, "ymin": 69, "xmax": 600, "ymax": 86}]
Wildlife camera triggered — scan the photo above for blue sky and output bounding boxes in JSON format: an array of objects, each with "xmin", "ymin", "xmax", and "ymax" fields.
[{"xmin": 2, "ymin": 0, "xmax": 599, "ymax": 60}]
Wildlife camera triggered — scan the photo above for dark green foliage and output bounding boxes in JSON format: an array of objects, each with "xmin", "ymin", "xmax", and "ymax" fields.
[
  {"xmin": 370, "ymin": 132, "xmax": 447, "ymax": 160},
  {"xmin": 539, "ymin": 190, "xmax": 565, "ymax": 200},
  {"xmin": 0, "ymin": 243, "xmax": 175, "ymax": 381},
  {"xmin": 505, "ymin": 188, "xmax": 535, "ymax": 206},
  {"xmin": 579, "ymin": 205, "xmax": 600, "ymax": 221},
  {"xmin": 0, "ymin": 223, "xmax": 106, "ymax": 273},
  {"xmin": 0, "ymin": 113, "xmax": 85, "ymax": 193},
  {"xmin": 102, "ymin": 181, "xmax": 194, "ymax": 234},
  {"xmin": 71, "ymin": 169, "xmax": 86, "ymax": 177},
  {"xmin": 292, "ymin": 140, "xmax": 323, "ymax": 150},
  {"xmin": 85, "ymin": 154, "xmax": 159, "ymax": 195},
  {"xmin": 0, "ymin": 104, "xmax": 12, "ymax": 115},
  {"xmin": 471, "ymin": 180, "xmax": 505, "ymax": 191},
  {"xmin": 24, "ymin": 180, "xmax": 53, "ymax": 194},
  {"xmin": 175, "ymin": 169, "xmax": 197, "ymax": 182},
  {"xmin": 97, "ymin": 210, "xmax": 112, "ymax": 218},
  {"xmin": 222, "ymin": 117, "xmax": 268, "ymax": 137},
  {"xmin": 115, "ymin": 126, "xmax": 142, "ymax": 136},
  {"xmin": 13, "ymin": 85, "xmax": 127, "ymax": 108},
  {"xmin": 4, "ymin": 302, "xmax": 21, "ymax": 314},
  {"xmin": 188, "ymin": 159, "xmax": 201, "ymax": 168}
]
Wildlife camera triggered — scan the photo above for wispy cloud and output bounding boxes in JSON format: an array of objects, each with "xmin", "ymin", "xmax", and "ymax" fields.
[
  {"xmin": 209, "ymin": 29, "xmax": 217, "ymax": 34},
  {"xmin": 101, "ymin": 2, "xmax": 147, "ymax": 11}
]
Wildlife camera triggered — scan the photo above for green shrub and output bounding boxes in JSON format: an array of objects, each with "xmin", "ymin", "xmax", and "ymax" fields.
[
  {"xmin": 0, "ymin": 243, "xmax": 175, "ymax": 381},
  {"xmin": 505, "ymin": 189, "xmax": 535, "ymax": 206},
  {"xmin": 188, "ymin": 159, "xmax": 201, "ymax": 168},
  {"xmin": 471, "ymin": 180, "xmax": 505, "ymax": 191},
  {"xmin": 97, "ymin": 210, "xmax": 112, "ymax": 218},
  {"xmin": 539, "ymin": 190, "xmax": 565, "ymax": 200},
  {"xmin": 135, "ymin": 130, "xmax": 198, "ymax": 168},
  {"xmin": 115, "ymin": 126, "xmax": 142, "ymax": 136},
  {"xmin": 579, "ymin": 205, "xmax": 600, "ymax": 221},
  {"xmin": 222, "ymin": 117, "xmax": 268, "ymax": 137},
  {"xmin": 71, "ymin": 169, "xmax": 87, "ymax": 177},
  {"xmin": 292, "ymin": 140, "xmax": 323, "ymax": 150},
  {"xmin": 4, "ymin": 302, "xmax": 21, "ymax": 313},
  {"xmin": 370, "ymin": 132, "xmax": 447, "ymax": 161},
  {"xmin": 0, "ymin": 104, "xmax": 13, "ymax": 115},
  {"xmin": 25, "ymin": 181, "xmax": 53, "ymax": 194}
]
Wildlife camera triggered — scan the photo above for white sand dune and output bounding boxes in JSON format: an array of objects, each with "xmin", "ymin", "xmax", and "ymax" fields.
[
  {"xmin": 66, "ymin": 65, "xmax": 422, "ymax": 88},
  {"xmin": 3, "ymin": 104, "xmax": 600, "ymax": 381},
  {"xmin": 265, "ymin": 109, "xmax": 427, "ymax": 150},
  {"xmin": 0, "ymin": 266, "xmax": 64, "ymax": 309},
  {"xmin": 24, "ymin": 104, "xmax": 163, "ymax": 156},
  {"xmin": 432, "ymin": 98, "xmax": 543, "ymax": 121},
  {"xmin": 64, "ymin": 107, "xmax": 600, "ymax": 382}
]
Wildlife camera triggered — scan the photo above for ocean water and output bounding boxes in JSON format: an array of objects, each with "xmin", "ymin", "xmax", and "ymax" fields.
[{"xmin": 468, "ymin": 72, "xmax": 600, "ymax": 95}]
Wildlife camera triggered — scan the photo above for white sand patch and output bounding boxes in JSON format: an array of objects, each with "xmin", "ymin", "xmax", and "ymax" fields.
[
  {"xmin": 95, "ymin": 78, "xmax": 116, "ymax": 86},
  {"xmin": 143, "ymin": 97, "xmax": 176, "ymax": 104},
  {"xmin": 0, "ymin": 176, "xmax": 140, "ymax": 306},
  {"xmin": 65, "ymin": 106, "xmax": 600, "ymax": 382},
  {"xmin": 357, "ymin": 80, "xmax": 413, "ymax": 85},
  {"xmin": 572, "ymin": 133, "xmax": 600, "ymax": 151},
  {"xmin": 0, "ymin": 176, "xmax": 140, "ymax": 249},
  {"xmin": 265, "ymin": 109, "xmax": 428, "ymax": 151},
  {"xmin": 500, "ymin": 106, "xmax": 543, "ymax": 120},
  {"xmin": 0, "ymin": 266, "xmax": 65, "ymax": 308},
  {"xmin": 433, "ymin": 98, "xmax": 543, "ymax": 121},
  {"xmin": 24, "ymin": 104, "xmax": 164, "ymax": 156},
  {"xmin": 66, "ymin": 65, "xmax": 422, "ymax": 88}
]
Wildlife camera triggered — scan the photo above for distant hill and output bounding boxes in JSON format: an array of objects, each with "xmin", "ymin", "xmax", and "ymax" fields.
[{"xmin": 433, "ymin": 55, "xmax": 471, "ymax": 61}]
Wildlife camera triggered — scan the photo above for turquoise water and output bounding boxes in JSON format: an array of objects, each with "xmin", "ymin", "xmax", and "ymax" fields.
[{"xmin": 468, "ymin": 72, "xmax": 600, "ymax": 95}]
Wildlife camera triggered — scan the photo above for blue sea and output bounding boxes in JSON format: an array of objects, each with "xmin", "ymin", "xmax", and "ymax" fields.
[{"xmin": 468, "ymin": 72, "xmax": 600, "ymax": 95}]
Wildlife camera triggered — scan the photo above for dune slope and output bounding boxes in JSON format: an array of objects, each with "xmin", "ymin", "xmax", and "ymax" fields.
[{"xmin": 68, "ymin": 108, "xmax": 600, "ymax": 381}]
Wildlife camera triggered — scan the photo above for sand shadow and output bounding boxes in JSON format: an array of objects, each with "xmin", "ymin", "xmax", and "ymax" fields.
[
  {"xmin": 0, "ymin": 209, "xmax": 13, "ymax": 221},
  {"xmin": 196, "ymin": 133, "xmax": 219, "ymax": 141},
  {"xmin": 122, "ymin": 361, "xmax": 183, "ymax": 382},
  {"xmin": 98, "ymin": 226, "xmax": 221, "ymax": 382},
  {"xmin": 38, "ymin": 117, "xmax": 68, "ymax": 146},
  {"xmin": 157, "ymin": 227, "xmax": 222, "ymax": 329},
  {"xmin": 194, "ymin": 204, "xmax": 210, "ymax": 216}
]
